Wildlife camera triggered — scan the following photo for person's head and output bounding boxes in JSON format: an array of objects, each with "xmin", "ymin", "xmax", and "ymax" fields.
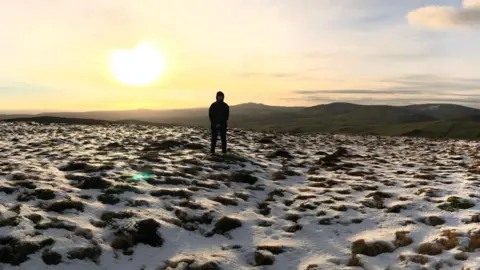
[{"xmin": 216, "ymin": 91, "xmax": 225, "ymax": 102}]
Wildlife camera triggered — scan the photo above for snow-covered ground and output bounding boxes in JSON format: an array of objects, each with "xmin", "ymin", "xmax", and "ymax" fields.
[{"xmin": 0, "ymin": 122, "xmax": 479, "ymax": 270}]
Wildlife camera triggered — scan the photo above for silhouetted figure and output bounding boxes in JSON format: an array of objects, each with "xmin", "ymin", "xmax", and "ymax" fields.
[{"xmin": 209, "ymin": 91, "xmax": 229, "ymax": 154}]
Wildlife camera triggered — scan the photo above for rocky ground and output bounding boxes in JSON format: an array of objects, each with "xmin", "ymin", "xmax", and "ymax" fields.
[{"xmin": 0, "ymin": 122, "xmax": 479, "ymax": 270}]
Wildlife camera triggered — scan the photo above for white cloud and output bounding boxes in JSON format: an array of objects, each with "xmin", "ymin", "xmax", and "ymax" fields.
[{"xmin": 408, "ymin": 0, "xmax": 480, "ymax": 29}]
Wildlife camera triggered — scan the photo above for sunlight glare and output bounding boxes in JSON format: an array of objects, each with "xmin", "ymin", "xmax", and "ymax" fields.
[{"xmin": 110, "ymin": 41, "xmax": 165, "ymax": 86}]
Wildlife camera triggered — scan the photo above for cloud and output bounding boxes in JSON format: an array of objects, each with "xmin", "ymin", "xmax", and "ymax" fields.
[
  {"xmin": 236, "ymin": 72, "xmax": 298, "ymax": 79},
  {"xmin": 408, "ymin": 0, "xmax": 480, "ymax": 29},
  {"xmin": 284, "ymin": 96, "xmax": 480, "ymax": 108},
  {"xmin": 0, "ymin": 82, "xmax": 55, "ymax": 97},
  {"xmin": 289, "ymin": 74, "xmax": 480, "ymax": 107},
  {"xmin": 381, "ymin": 74, "xmax": 480, "ymax": 91},
  {"xmin": 294, "ymin": 89, "xmax": 422, "ymax": 95}
]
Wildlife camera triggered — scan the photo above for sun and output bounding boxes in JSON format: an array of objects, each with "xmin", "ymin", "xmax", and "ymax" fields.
[{"xmin": 109, "ymin": 41, "xmax": 165, "ymax": 86}]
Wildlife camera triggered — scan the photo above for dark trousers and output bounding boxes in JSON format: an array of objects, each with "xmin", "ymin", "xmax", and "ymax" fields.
[{"xmin": 211, "ymin": 125, "xmax": 227, "ymax": 153}]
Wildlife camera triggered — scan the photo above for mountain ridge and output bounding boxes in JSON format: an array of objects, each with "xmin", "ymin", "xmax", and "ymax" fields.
[{"xmin": 3, "ymin": 102, "xmax": 480, "ymax": 139}]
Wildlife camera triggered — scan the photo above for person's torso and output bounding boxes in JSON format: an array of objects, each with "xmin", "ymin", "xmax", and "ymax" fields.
[{"xmin": 211, "ymin": 102, "xmax": 228, "ymax": 122}]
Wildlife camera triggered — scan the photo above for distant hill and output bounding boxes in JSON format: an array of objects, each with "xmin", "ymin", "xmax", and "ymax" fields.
[
  {"xmin": 2, "ymin": 116, "xmax": 114, "ymax": 125},
  {"xmin": 2, "ymin": 116, "xmax": 175, "ymax": 127},
  {"xmin": 0, "ymin": 114, "xmax": 32, "ymax": 120},
  {"xmin": 404, "ymin": 104, "xmax": 480, "ymax": 120},
  {"xmin": 3, "ymin": 102, "xmax": 480, "ymax": 140}
]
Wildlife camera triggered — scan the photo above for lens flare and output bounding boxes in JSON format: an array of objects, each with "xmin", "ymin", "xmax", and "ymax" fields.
[{"xmin": 132, "ymin": 172, "xmax": 151, "ymax": 182}]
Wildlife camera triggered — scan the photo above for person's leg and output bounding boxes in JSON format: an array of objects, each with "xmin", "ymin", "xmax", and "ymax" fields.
[
  {"xmin": 211, "ymin": 126, "xmax": 218, "ymax": 154},
  {"xmin": 220, "ymin": 126, "xmax": 227, "ymax": 154}
]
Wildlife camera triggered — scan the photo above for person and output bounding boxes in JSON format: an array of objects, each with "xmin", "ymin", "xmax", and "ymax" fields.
[{"xmin": 209, "ymin": 91, "xmax": 229, "ymax": 154}]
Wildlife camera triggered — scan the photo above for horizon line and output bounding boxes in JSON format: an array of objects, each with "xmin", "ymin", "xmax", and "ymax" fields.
[{"xmin": 0, "ymin": 101, "xmax": 478, "ymax": 115}]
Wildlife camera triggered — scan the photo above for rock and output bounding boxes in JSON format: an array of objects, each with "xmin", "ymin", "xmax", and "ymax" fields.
[
  {"xmin": 188, "ymin": 261, "xmax": 220, "ymax": 270},
  {"xmin": 26, "ymin": 214, "xmax": 42, "ymax": 224},
  {"xmin": 98, "ymin": 193, "xmax": 120, "ymax": 205},
  {"xmin": 101, "ymin": 211, "xmax": 135, "ymax": 223},
  {"xmin": 174, "ymin": 209, "xmax": 214, "ymax": 225},
  {"xmin": 150, "ymin": 188, "xmax": 194, "ymax": 198},
  {"xmin": 12, "ymin": 181, "xmax": 36, "ymax": 189},
  {"xmin": 255, "ymin": 250, "xmax": 275, "ymax": 266},
  {"xmin": 351, "ymin": 218, "xmax": 363, "ymax": 224},
  {"xmin": 46, "ymin": 200, "xmax": 84, "ymax": 213},
  {"xmin": 272, "ymin": 171, "xmax": 287, "ymax": 180},
  {"xmin": 416, "ymin": 187, "xmax": 441, "ymax": 197},
  {"xmin": 366, "ymin": 191, "xmax": 393, "ymax": 199},
  {"xmin": 212, "ymin": 195, "xmax": 238, "ymax": 206},
  {"xmin": 165, "ymin": 254, "xmax": 221, "ymax": 270},
  {"xmin": 257, "ymin": 245, "xmax": 288, "ymax": 256},
  {"xmin": 213, "ymin": 216, "xmax": 242, "ymax": 234},
  {"xmin": 42, "ymin": 250, "xmax": 62, "ymax": 265},
  {"xmin": 67, "ymin": 245, "xmax": 102, "ymax": 263},
  {"xmin": 229, "ymin": 172, "xmax": 258, "ymax": 185},
  {"xmin": 331, "ymin": 205, "xmax": 347, "ymax": 212},
  {"xmin": 178, "ymin": 200, "xmax": 205, "ymax": 210},
  {"xmin": 395, "ymin": 231, "xmax": 413, "ymax": 248},
  {"xmin": 267, "ymin": 149, "xmax": 293, "ymax": 159},
  {"xmin": 90, "ymin": 219, "xmax": 107, "ymax": 228},
  {"xmin": 111, "ymin": 234, "xmax": 134, "ymax": 250},
  {"xmin": 318, "ymin": 218, "xmax": 334, "ymax": 225},
  {"xmin": 75, "ymin": 176, "xmax": 112, "ymax": 190},
  {"xmin": 184, "ymin": 143, "xmax": 204, "ymax": 150},
  {"xmin": 438, "ymin": 196, "xmax": 475, "ymax": 212},
  {"xmin": 181, "ymin": 166, "xmax": 203, "ymax": 176},
  {"xmin": 145, "ymin": 140, "xmax": 185, "ymax": 151},
  {"xmin": 418, "ymin": 242, "xmax": 444, "ymax": 255},
  {"xmin": 33, "ymin": 189, "xmax": 56, "ymax": 200},
  {"xmin": 386, "ymin": 204, "xmax": 408, "ymax": 213},
  {"xmin": 233, "ymin": 192, "xmax": 249, "ymax": 201},
  {"xmin": 419, "ymin": 216, "xmax": 445, "ymax": 226},
  {"xmin": 347, "ymin": 254, "xmax": 363, "ymax": 267},
  {"xmin": 258, "ymin": 137, "xmax": 275, "ymax": 144},
  {"xmin": 257, "ymin": 220, "xmax": 273, "ymax": 227},
  {"xmin": 469, "ymin": 214, "xmax": 480, "ymax": 224},
  {"xmin": 257, "ymin": 202, "xmax": 271, "ymax": 216},
  {"xmin": 134, "ymin": 219, "xmax": 164, "ymax": 247},
  {"xmin": 318, "ymin": 147, "xmax": 349, "ymax": 165},
  {"xmin": 192, "ymin": 180, "xmax": 221, "ymax": 190},
  {"xmin": 59, "ymin": 162, "xmax": 90, "ymax": 172},
  {"xmin": 398, "ymin": 254, "xmax": 429, "ymax": 265},
  {"xmin": 221, "ymin": 244, "xmax": 242, "ymax": 251},
  {"xmin": 35, "ymin": 219, "xmax": 77, "ymax": 231},
  {"xmin": 284, "ymin": 213, "xmax": 301, "ymax": 223},
  {"xmin": 0, "ymin": 185, "xmax": 17, "ymax": 194},
  {"xmin": 296, "ymin": 194, "xmax": 317, "ymax": 200},
  {"xmin": 125, "ymin": 200, "xmax": 150, "ymax": 207},
  {"xmin": 468, "ymin": 234, "xmax": 480, "ymax": 251},
  {"xmin": 105, "ymin": 184, "xmax": 142, "ymax": 194},
  {"xmin": 361, "ymin": 198, "xmax": 384, "ymax": 209},
  {"xmin": 454, "ymin": 252, "xmax": 469, "ymax": 261},
  {"xmin": 11, "ymin": 173, "xmax": 28, "ymax": 181},
  {"xmin": 284, "ymin": 224, "xmax": 302, "ymax": 233},
  {"xmin": 111, "ymin": 219, "xmax": 163, "ymax": 251},
  {"xmin": 0, "ymin": 217, "xmax": 21, "ymax": 227},
  {"xmin": 75, "ymin": 227, "xmax": 93, "ymax": 240},
  {"xmin": 352, "ymin": 239, "xmax": 394, "ymax": 257},
  {"xmin": 0, "ymin": 237, "xmax": 55, "ymax": 265}
]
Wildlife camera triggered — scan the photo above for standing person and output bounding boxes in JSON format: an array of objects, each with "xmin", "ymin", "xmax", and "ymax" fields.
[{"xmin": 209, "ymin": 91, "xmax": 229, "ymax": 154}]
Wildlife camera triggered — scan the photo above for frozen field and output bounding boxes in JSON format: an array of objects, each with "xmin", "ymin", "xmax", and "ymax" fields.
[{"xmin": 0, "ymin": 122, "xmax": 479, "ymax": 270}]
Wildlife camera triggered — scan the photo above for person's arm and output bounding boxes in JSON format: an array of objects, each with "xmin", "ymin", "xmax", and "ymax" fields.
[
  {"xmin": 209, "ymin": 104, "xmax": 213, "ymax": 122},
  {"xmin": 226, "ymin": 104, "xmax": 229, "ymax": 122}
]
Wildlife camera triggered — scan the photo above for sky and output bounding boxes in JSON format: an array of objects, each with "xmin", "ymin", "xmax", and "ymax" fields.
[{"xmin": 2, "ymin": 0, "xmax": 480, "ymax": 112}]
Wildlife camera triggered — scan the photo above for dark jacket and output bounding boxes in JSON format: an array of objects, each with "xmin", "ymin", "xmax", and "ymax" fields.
[{"xmin": 209, "ymin": 101, "xmax": 229, "ymax": 126}]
